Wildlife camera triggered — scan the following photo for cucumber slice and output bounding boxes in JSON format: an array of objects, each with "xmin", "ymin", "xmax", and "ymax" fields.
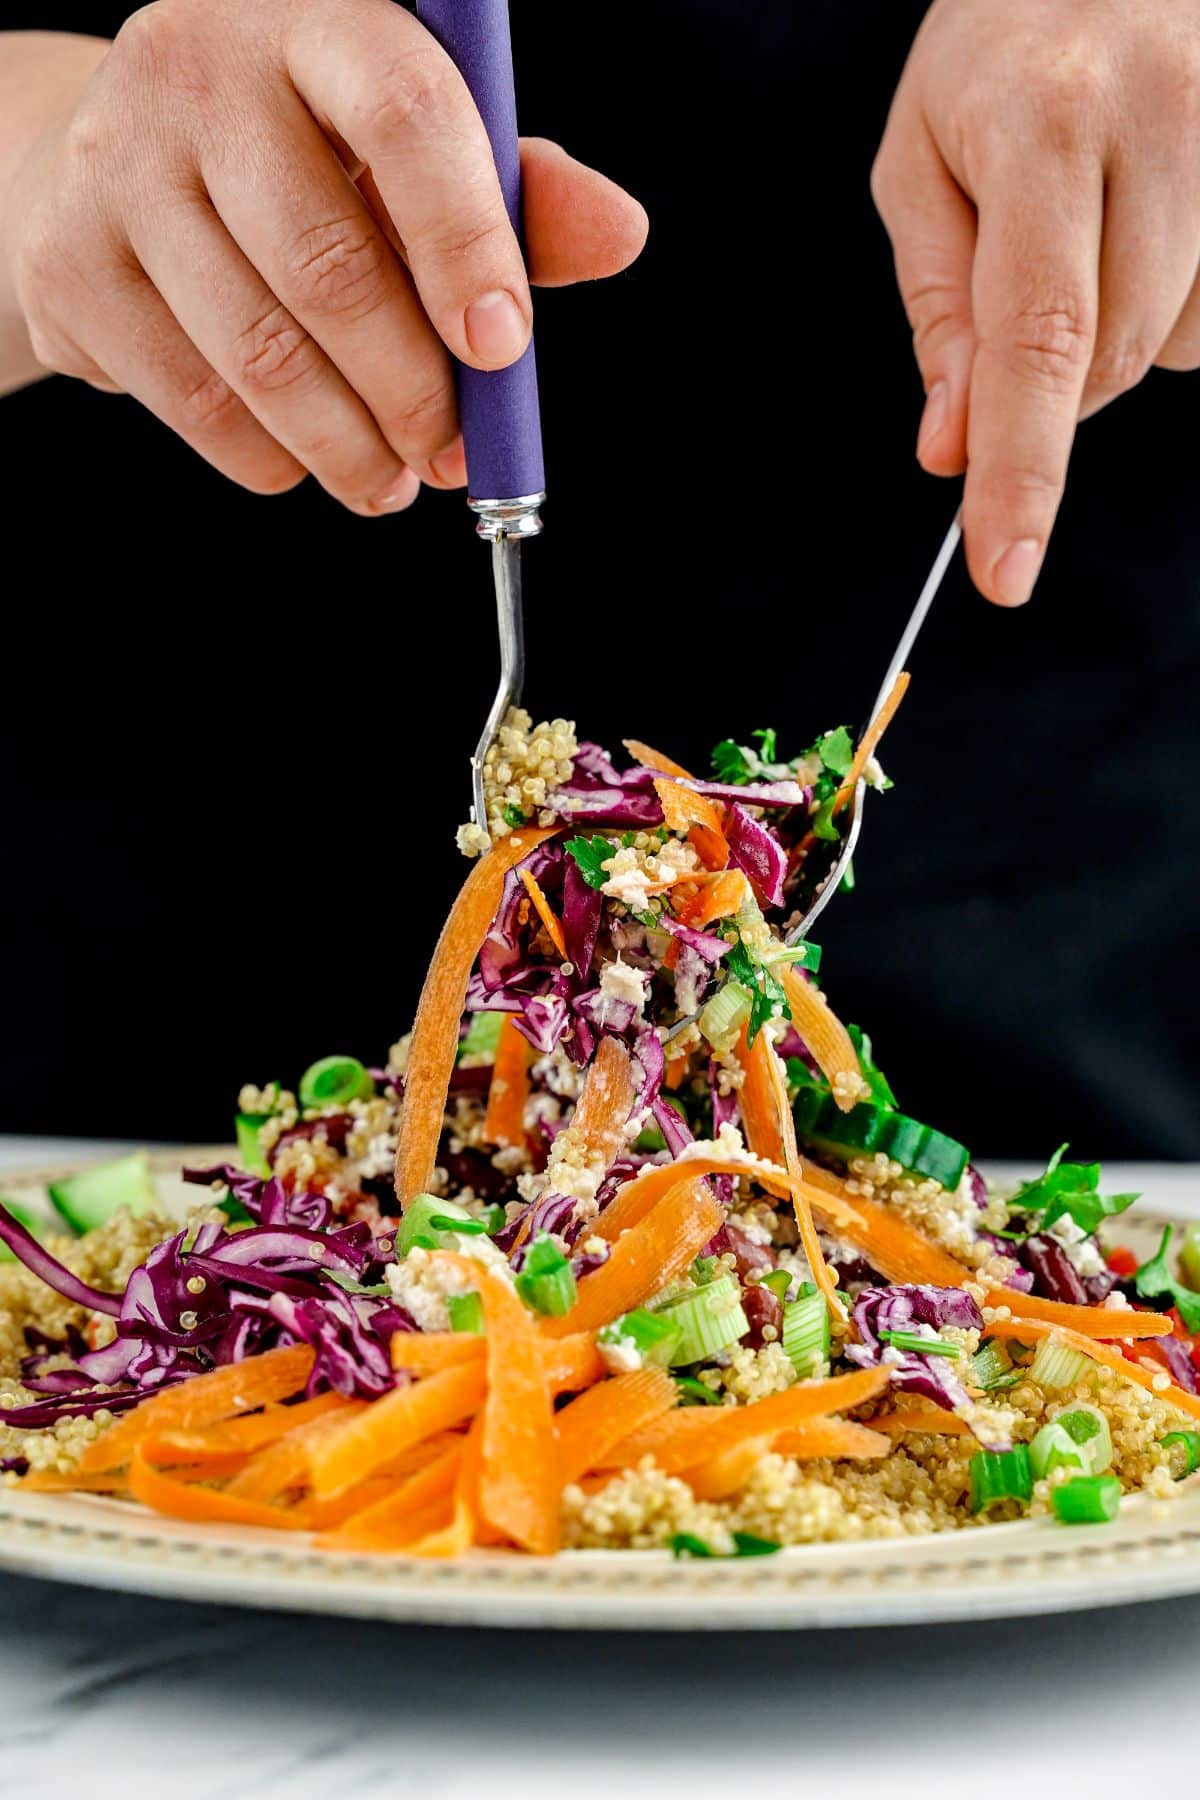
[
  {"xmin": 0, "ymin": 1197, "xmax": 46, "ymax": 1262},
  {"xmin": 235, "ymin": 1114, "xmax": 273, "ymax": 1177},
  {"xmin": 792, "ymin": 1085, "xmax": 969, "ymax": 1188},
  {"xmin": 47, "ymin": 1151, "xmax": 157, "ymax": 1235}
]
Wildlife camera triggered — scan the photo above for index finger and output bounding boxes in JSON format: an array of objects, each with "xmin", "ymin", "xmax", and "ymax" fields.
[
  {"xmin": 286, "ymin": 0, "xmax": 532, "ymax": 371},
  {"xmin": 964, "ymin": 162, "xmax": 1103, "ymax": 604}
]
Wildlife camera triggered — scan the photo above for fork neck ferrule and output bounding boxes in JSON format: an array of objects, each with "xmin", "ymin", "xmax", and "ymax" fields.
[{"xmin": 469, "ymin": 493, "xmax": 545, "ymax": 541}]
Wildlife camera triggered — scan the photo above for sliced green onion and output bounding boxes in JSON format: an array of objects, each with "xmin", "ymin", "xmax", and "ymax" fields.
[
  {"xmin": 1029, "ymin": 1335, "xmax": 1092, "ymax": 1391},
  {"xmin": 515, "ymin": 1233, "xmax": 577, "ymax": 1318},
  {"xmin": 503, "ymin": 804, "xmax": 528, "ymax": 830},
  {"xmin": 431, "ymin": 1213, "xmax": 486, "ymax": 1235},
  {"xmin": 781, "ymin": 1284, "xmax": 831, "ymax": 1376},
  {"xmin": 970, "ymin": 1341, "xmax": 1021, "ymax": 1391},
  {"xmin": 1051, "ymin": 1474, "xmax": 1121, "ymax": 1525},
  {"xmin": 597, "ymin": 1309, "xmax": 681, "ymax": 1369},
  {"xmin": 697, "ymin": 980, "xmax": 753, "ymax": 1055},
  {"xmin": 730, "ymin": 1531, "xmax": 782, "ymax": 1557},
  {"xmin": 691, "ymin": 1255, "xmax": 718, "ymax": 1286},
  {"xmin": 1160, "ymin": 1430, "xmax": 1200, "ymax": 1476},
  {"xmin": 969, "ymin": 1445, "xmax": 1032, "ymax": 1513},
  {"xmin": 670, "ymin": 1533, "xmax": 714, "ymax": 1559},
  {"xmin": 476, "ymin": 1203, "xmax": 507, "ymax": 1235},
  {"xmin": 758, "ymin": 1269, "xmax": 792, "ymax": 1303},
  {"xmin": 298, "ymin": 1054, "xmax": 374, "ymax": 1111},
  {"xmin": 1028, "ymin": 1421, "xmax": 1087, "ymax": 1482},
  {"xmin": 657, "ymin": 1277, "xmax": 749, "ymax": 1365},
  {"xmin": 878, "ymin": 1329, "xmax": 961, "ymax": 1359},
  {"xmin": 234, "ymin": 1113, "xmax": 272, "ymax": 1178},
  {"xmin": 458, "ymin": 1012, "xmax": 506, "ymax": 1062},
  {"xmin": 446, "ymin": 1291, "xmax": 485, "ymax": 1336},
  {"xmin": 395, "ymin": 1194, "xmax": 473, "ymax": 1257},
  {"xmin": 669, "ymin": 1530, "xmax": 781, "ymax": 1559},
  {"xmin": 673, "ymin": 1375, "xmax": 722, "ymax": 1406},
  {"xmin": 1055, "ymin": 1405, "xmax": 1112, "ymax": 1474}
]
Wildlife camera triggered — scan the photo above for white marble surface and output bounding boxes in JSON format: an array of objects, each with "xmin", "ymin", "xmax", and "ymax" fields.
[{"xmin": 2, "ymin": 1140, "xmax": 1199, "ymax": 1800}]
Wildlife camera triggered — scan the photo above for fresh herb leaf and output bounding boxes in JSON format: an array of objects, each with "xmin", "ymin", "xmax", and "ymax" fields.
[
  {"xmin": 811, "ymin": 794, "xmax": 841, "ymax": 843},
  {"xmin": 817, "ymin": 725, "xmax": 854, "ymax": 777},
  {"xmin": 785, "ymin": 1056, "xmax": 818, "ymax": 1092},
  {"xmin": 670, "ymin": 1532, "xmax": 715, "ymax": 1559},
  {"xmin": 725, "ymin": 938, "xmax": 788, "ymax": 1047},
  {"xmin": 1009, "ymin": 1143, "xmax": 1139, "ymax": 1236},
  {"xmin": 1135, "ymin": 1227, "xmax": 1200, "ymax": 1334},
  {"xmin": 670, "ymin": 1530, "xmax": 782, "ymax": 1559},
  {"xmin": 730, "ymin": 1532, "xmax": 782, "ymax": 1557},
  {"xmin": 711, "ymin": 739, "xmax": 755, "ymax": 785},
  {"xmin": 751, "ymin": 727, "xmax": 777, "ymax": 764},
  {"xmin": 633, "ymin": 908, "xmax": 660, "ymax": 929},
  {"xmin": 673, "ymin": 1376, "xmax": 722, "ymax": 1407},
  {"xmin": 878, "ymin": 1329, "xmax": 961, "ymax": 1359},
  {"xmin": 503, "ymin": 803, "xmax": 528, "ymax": 829},
  {"xmin": 848, "ymin": 1024, "xmax": 897, "ymax": 1109},
  {"xmin": 564, "ymin": 835, "xmax": 617, "ymax": 891}
]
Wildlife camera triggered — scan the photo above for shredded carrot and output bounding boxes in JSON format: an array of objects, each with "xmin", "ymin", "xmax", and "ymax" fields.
[
  {"xmin": 556, "ymin": 1367, "xmax": 677, "ymax": 1485},
  {"xmin": 307, "ymin": 1361, "xmax": 486, "ymax": 1500},
  {"xmin": 591, "ymin": 1146, "xmax": 824, "ymax": 1244},
  {"xmin": 299, "ymin": 1437, "xmax": 462, "ymax": 1534},
  {"xmin": 983, "ymin": 1317, "xmax": 1200, "ymax": 1421},
  {"xmin": 518, "ymin": 866, "xmax": 568, "ymax": 960},
  {"xmin": 391, "ymin": 1332, "xmax": 487, "ymax": 1375},
  {"xmin": 127, "ymin": 1442, "xmax": 308, "ymax": 1531},
  {"xmin": 832, "ymin": 672, "xmax": 910, "ymax": 818},
  {"xmin": 672, "ymin": 869, "xmax": 749, "ymax": 928},
  {"xmin": 864, "ymin": 1410, "xmax": 973, "ymax": 1438},
  {"xmin": 686, "ymin": 824, "xmax": 730, "ymax": 872},
  {"xmin": 316, "ymin": 1439, "xmax": 464, "ymax": 1550},
  {"xmin": 678, "ymin": 1435, "xmax": 771, "ymax": 1501},
  {"xmin": 664, "ymin": 1054, "xmax": 689, "ymax": 1090},
  {"xmin": 483, "ymin": 1014, "xmax": 534, "ymax": 1149},
  {"xmin": 602, "ymin": 1369, "xmax": 890, "ymax": 1475},
  {"xmin": 988, "ymin": 1293, "xmax": 1172, "ymax": 1340},
  {"xmin": 394, "ymin": 826, "xmax": 561, "ymax": 1206},
  {"xmin": 134, "ymin": 1444, "xmax": 253, "ymax": 1481},
  {"xmin": 778, "ymin": 966, "xmax": 863, "ymax": 1114},
  {"xmin": 436, "ymin": 1253, "xmax": 560, "ymax": 1554},
  {"xmin": 741, "ymin": 1026, "xmax": 840, "ymax": 1314},
  {"xmin": 622, "ymin": 739, "xmax": 695, "ymax": 780},
  {"xmin": 561, "ymin": 1034, "xmax": 638, "ymax": 1180},
  {"xmin": 142, "ymin": 1391, "xmax": 351, "ymax": 1462},
  {"xmin": 225, "ymin": 1403, "xmax": 367, "ymax": 1504},
  {"xmin": 394, "ymin": 1495, "xmax": 476, "ymax": 1558},
  {"xmin": 542, "ymin": 1177, "xmax": 723, "ymax": 1339},
  {"xmin": 654, "ymin": 780, "xmax": 730, "ymax": 867},
  {"xmin": 772, "ymin": 1419, "xmax": 893, "ymax": 1459},
  {"xmin": 21, "ymin": 1468, "xmax": 130, "ymax": 1494},
  {"xmin": 80, "ymin": 1345, "xmax": 316, "ymax": 1474},
  {"xmin": 544, "ymin": 1333, "xmax": 607, "ymax": 1393}
]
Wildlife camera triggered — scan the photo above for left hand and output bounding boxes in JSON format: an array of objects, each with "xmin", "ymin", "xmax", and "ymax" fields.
[{"xmin": 872, "ymin": 0, "xmax": 1200, "ymax": 605}]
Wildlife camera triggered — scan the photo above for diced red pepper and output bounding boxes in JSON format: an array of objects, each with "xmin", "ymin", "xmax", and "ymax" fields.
[{"xmin": 1106, "ymin": 1246, "xmax": 1138, "ymax": 1277}]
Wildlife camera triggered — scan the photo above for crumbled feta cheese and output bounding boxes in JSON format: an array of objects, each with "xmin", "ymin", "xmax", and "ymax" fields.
[
  {"xmin": 1048, "ymin": 1214, "xmax": 1105, "ymax": 1276},
  {"xmin": 598, "ymin": 1336, "xmax": 642, "ymax": 1375},
  {"xmin": 385, "ymin": 1238, "xmax": 513, "ymax": 1331},
  {"xmin": 598, "ymin": 956, "xmax": 648, "ymax": 1016}
]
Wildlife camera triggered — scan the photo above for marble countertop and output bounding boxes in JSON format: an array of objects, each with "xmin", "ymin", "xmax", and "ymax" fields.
[{"xmin": 3, "ymin": 1139, "xmax": 1198, "ymax": 1800}]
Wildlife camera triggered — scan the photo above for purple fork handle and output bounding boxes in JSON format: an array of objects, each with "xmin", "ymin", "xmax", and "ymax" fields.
[{"xmin": 415, "ymin": 0, "xmax": 545, "ymax": 503}]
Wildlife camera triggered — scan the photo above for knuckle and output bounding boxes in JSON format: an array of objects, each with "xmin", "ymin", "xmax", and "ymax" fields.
[
  {"xmin": 1088, "ymin": 337, "xmax": 1154, "ymax": 401},
  {"xmin": 986, "ymin": 462, "xmax": 1063, "ymax": 511},
  {"xmin": 177, "ymin": 366, "xmax": 244, "ymax": 436},
  {"xmin": 1030, "ymin": 46, "xmax": 1108, "ymax": 150},
  {"xmin": 230, "ymin": 304, "xmax": 319, "ymax": 396},
  {"xmin": 384, "ymin": 380, "xmax": 456, "ymax": 456},
  {"xmin": 353, "ymin": 52, "xmax": 456, "ymax": 149},
  {"xmin": 285, "ymin": 218, "xmax": 390, "ymax": 323},
  {"xmin": 422, "ymin": 201, "xmax": 508, "ymax": 268},
  {"xmin": 989, "ymin": 302, "xmax": 1094, "ymax": 391}
]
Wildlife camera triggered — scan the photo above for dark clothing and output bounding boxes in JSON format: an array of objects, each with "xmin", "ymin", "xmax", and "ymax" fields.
[{"xmin": 2, "ymin": 0, "xmax": 1197, "ymax": 1155}]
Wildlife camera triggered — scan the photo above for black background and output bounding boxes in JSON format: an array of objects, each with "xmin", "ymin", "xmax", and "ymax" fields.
[{"xmin": 1, "ymin": 0, "xmax": 1197, "ymax": 1157}]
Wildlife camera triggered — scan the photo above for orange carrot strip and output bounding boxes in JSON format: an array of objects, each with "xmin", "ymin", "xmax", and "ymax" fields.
[
  {"xmin": 391, "ymin": 1332, "xmax": 487, "ymax": 1374},
  {"xmin": 988, "ymin": 1294, "xmax": 1171, "ymax": 1339},
  {"xmin": 560, "ymin": 1034, "xmax": 638, "ymax": 1175},
  {"xmin": 317, "ymin": 1439, "xmax": 464, "ymax": 1549},
  {"xmin": 664, "ymin": 1055, "xmax": 689, "ymax": 1090},
  {"xmin": 545, "ymin": 1333, "xmax": 607, "ymax": 1393},
  {"xmin": 225, "ymin": 1402, "xmax": 368, "ymax": 1503},
  {"xmin": 80, "ymin": 1345, "xmax": 316, "ymax": 1474},
  {"xmin": 543, "ymin": 1177, "xmax": 723, "ymax": 1339},
  {"xmin": 831, "ymin": 672, "xmax": 910, "ymax": 819},
  {"xmin": 145, "ymin": 1391, "xmax": 351, "ymax": 1461},
  {"xmin": 21, "ymin": 1468, "xmax": 130, "ymax": 1494},
  {"xmin": 679, "ymin": 1436, "xmax": 770, "ymax": 1501},
  {"xmin": 556, "ymin": 1367, "xmax": 677, "ymax": 1485},
  {"xmin": 591, "ymin": 1148, "xmax": 802, "ymax": 1244},
  {"xmin": 136, "ymin": 1444, "xmax": 254, "ymax": 1481},
  {"xmin": 686, "ymin": 824, "xmax": 730, "ymax": 872},
  {"xmin": 394, "ymin": 826, "xmax": 561, "ymax": 1205},
  {"xmin": 655, "ymin": 779, "xmax": 728, "ymax": 845},
  {"xmin": 673, "ymin": 869, "xmax": 749, "ymax": 928},
  {"xmin": 623, "ymin": 739, "xmax": 695, "ymax": 780},
  {"xmin": 300, "ymin": 1438, "xmax": 464, "ymax": 1533},
  {"xmin": 127, "ymin": 1442, "xmax": 308, "ymax": 1531},
  {"xmin": 395, "ymin": 1495, "xmax": 476, "ymax": 1558},
  {"xmin": 603, "ymin": 1369, "xmax": 890, "ymax": 1474},
  {"xmin": 983, "ymin": 1318, "xmax": 1200, "ymax": 1421},
  {"xmin": 436, "ymin": 1252, "xmax": 560, "ymax": 1554},
  {"xmin": 518, "ymin": 866, "xmax": 568, "ymax": 960},
  {"xmin": 743, "ymin": 1027, "xmax": 840, "ymax": 1314},
  {"xmin": 483, "ymin": 1014, "xmax": 534, "ymax": 1148},
  {"xmin": 864, "ymin": 1410, "xmax": 973, "ymax": 1438},
  {"xmin": 772, "ymin": 1419, "xmax": 893, "ymax": 1458},
  {"xmin": 778, "ymin": 966, "xmax": 863, "ymax": 1114},
  {"xmin": 307, "ymin": 1362, "xmax": 486, "ymax": 1500}
]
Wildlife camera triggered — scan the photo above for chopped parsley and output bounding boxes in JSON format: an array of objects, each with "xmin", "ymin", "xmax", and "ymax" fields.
[
  {"xmin": 564, "ymin": 835, "xmax": 617, "ymax": 891},
  {"xmin": 816, "ymin": 725, "xmax": 854, "ymax": 777},
  {"xmin": 503, "ymin": 803, "xmax": 528, "ymax": 829},
  {"xmin": 1134, "ymin": 1227, "xmax": 1200, "ymax": 1335},
  {"xmin": 848, "ymin": 1024, "xmax": 897, "ymax": 1109},
  {"xmin": 724, "ymin": 937, "xmax": 788, "ymax": 1047},
  {"xmin": 1009, "ymin": 1144, "xmax": 1139, "ymax": 1237},
  {"xmin": 670, "ymin": 1530, "xmax": 782, "ymax": 1559}
]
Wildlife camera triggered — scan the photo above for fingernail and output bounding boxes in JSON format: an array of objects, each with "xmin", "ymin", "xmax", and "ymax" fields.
[
  {"xmin": 917, "ymin": 381, "xmax": 948, "ymax": 458},
  {"xmin": 465, "ymin": 290, "xmax": 528, "ymax": 365},
  {"xmin": 992, "ymin": 538, "xmax": 1043, "ymax": 606},
  {"xmin": 370, "ymin": 468, "xmax": 420, "ymax": 514}
]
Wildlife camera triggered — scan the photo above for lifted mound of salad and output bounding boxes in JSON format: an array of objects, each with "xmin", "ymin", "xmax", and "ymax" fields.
[{"xmin": 3, "ymin": 707, "xmax": 1200, "ymax": 1557}]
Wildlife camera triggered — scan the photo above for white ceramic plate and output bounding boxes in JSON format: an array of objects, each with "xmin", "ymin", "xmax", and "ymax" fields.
[{"xmin": 3, "ymin": 1154, "xmax": 1199, "ymax": 1630}]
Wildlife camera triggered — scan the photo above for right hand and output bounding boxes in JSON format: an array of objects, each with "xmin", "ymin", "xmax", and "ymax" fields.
[{"xmin": 0, "ymin": 2, "xmax": 647, "ymax": 513}]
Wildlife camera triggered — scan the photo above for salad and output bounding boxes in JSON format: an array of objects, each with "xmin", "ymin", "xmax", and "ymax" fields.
[{"xmin": 2, "ymin": 706, "xmax": 1199, "ymax": 1558}]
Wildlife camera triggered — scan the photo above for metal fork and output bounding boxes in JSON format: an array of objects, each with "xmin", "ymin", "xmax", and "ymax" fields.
[{"xmin": 784, "ymin": 507, "xmax": 963, "ymax": 945}]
